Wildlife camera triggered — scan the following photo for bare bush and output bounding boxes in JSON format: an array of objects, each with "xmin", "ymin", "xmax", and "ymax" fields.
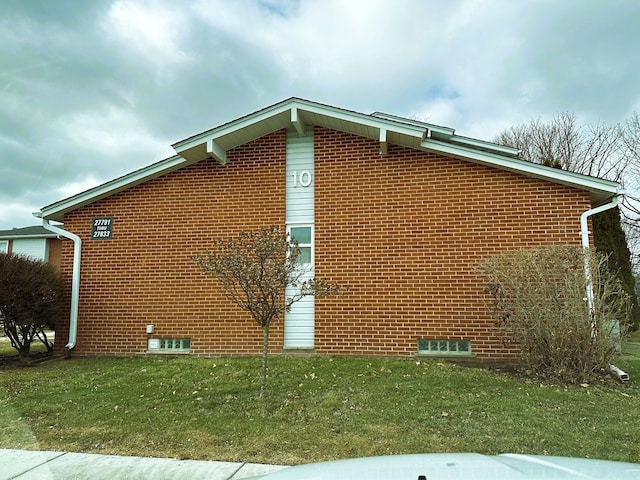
[
  {"xmin": 478, "ymin": 246, "xmax": 630, "ymax": 383},
  {"xmin": 0, "ymin": 253, "xmax": 63, "ymax": 361}
]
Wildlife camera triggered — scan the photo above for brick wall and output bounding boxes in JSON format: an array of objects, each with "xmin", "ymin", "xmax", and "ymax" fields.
[
  {"xmin": 54, "ymin": 126, "xmax": 593, "ymax": 359},
  {"xmin": 312, "ymin": 126, "xmax": 591, "ymax": 358},
  {"xmin": 47, "ymin": 238, "xmax": 62, "ymax": 269},
  {"xmin": 55, "ymin": 130, "xmax": 287, "ymax": 356}
]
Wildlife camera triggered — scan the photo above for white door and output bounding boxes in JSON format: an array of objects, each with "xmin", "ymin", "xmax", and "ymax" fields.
[{"xmin": 285, "ymin": 225, "xmax": 314, "ymax": 348}]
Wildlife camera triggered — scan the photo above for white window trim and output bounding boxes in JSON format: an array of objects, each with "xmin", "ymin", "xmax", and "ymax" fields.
[
  {"xmin": 0, "ymin": 241, "xmax": 7, "ymax": 254},
  {"xmin": 287, "ymin": 224, "xmax": 314, "ymax": 267}
]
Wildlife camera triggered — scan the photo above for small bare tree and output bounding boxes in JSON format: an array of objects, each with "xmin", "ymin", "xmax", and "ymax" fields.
[
  {"xmin": 193, "ymin": 226, "xmax": 339, "ymax": 398},
  {"xmin": 478, "ymin": 246, "xmax": 630, "ymax": 383},
  {"xmin": 0, "ymin": 253, "xmax": 62, "ymax": 362}
]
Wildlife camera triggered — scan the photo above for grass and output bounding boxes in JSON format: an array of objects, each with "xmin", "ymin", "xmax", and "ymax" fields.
[
  {"xmin": 0, "ymin": 341, "xmax": 49, "ymax": 357},
  {"xmin": 623, "ymin": 328, "xmax": 640, "ymax": 357},
  {"xmin": 0, "ymin": 353, "xmax": 639, "ymax": 466}
]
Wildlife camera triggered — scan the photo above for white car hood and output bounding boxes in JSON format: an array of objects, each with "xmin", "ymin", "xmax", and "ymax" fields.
[{"xmin": 248, "ymin": 453, "xmax": 640, "ymax": 480}]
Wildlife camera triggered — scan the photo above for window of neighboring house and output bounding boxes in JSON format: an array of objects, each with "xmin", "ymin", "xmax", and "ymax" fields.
[
  {"xmin": 417, "ymin": 339, "xmax": 472, "ymax": 356},
  {"xmin": 289, "ymin": 225, "xmax": 313, "ymax": 265},
  {"xmin": 0, "ymin": 241, "xmax": 7, "ymax": 254}
]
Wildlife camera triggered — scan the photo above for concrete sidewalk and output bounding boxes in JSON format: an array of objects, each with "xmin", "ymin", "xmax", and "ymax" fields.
[{"xmin": 0, "ymin": 449, "xmax": 288, "ymax": 479}]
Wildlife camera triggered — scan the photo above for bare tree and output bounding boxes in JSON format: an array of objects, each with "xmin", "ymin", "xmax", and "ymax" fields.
[
  {"xmin": 193, "ymin": 226, "xmax": 339, "ymax": 398},
  {"xmin": 495, "ymin": 112, "xmax": 627, "ymax": 177},
  {"xmin": 495, "ymin": 112, "xmax": 640, "ymax": 269},
  {"xmin": 622, "ymin": 113, "xmax": 640, "ymax": 266}
]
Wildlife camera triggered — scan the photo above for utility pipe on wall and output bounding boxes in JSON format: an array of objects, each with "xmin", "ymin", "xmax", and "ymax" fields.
[{"xmin": 37, "ymin": 217, "xmax": 81, "ymax": 350}]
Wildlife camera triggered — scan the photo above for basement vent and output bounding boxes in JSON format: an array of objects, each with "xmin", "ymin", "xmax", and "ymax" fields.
[
  {"xmin": 148, "ymin": 338, "xmax": 191, "ymax": 353},
  {"xmin": 417, "ymin": 339, "xmax": 472, "ymax": 356}
]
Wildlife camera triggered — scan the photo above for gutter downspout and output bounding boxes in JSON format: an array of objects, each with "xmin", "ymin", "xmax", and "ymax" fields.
[
  {"xmin": 580, "ymin": 196, "xmax": 619, "ymax": 318},
  {"xmin": 579, "ymin": 195, "xmax": 629, "ymax": 382},
  {"xmin": 35, "ymin": 216, "xmax": 81, "ymax": 350}
]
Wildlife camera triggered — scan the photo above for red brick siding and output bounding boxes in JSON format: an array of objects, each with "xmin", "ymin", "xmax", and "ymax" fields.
[
  {"xmin": 54, "ymin": 131, "xmax": 287, "ymax": 356},
  {"xmin": 313, "ymin": 126, "xmax": 591, "ymax": 358},
  {"xmin": 54, "ymin": 126, "xmax": 593, "ymax": 359},
  {"xmin": 47, "ymin": 238, "xmax": 62, "ymax": 269}
]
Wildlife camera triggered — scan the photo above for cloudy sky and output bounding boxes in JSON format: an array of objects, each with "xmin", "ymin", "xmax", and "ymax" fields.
[{"xmin": 1, "ymin": 0, "xmax": 639, "ymax": 230}]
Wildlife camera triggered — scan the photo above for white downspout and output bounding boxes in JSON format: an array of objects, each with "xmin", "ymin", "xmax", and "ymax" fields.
[
  {"xmin": 580, "ymin": 196, "xmax": 619, "ymax": 318},
  {"xmin": 36, "ymin": 217, "xmax": 81, "ymax": 350},
  {"xmin": 579, "ymin": 195, "xmax": 629, "ymax": 382}
]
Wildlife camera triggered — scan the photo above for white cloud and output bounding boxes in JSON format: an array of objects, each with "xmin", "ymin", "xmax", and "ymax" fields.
[
  {"xmin": 0, "ymin": 201, "xmax": 42, "ymax": 229},
  {"xmin": 3, "ymin": 0, "xmax": 640, "ymax": 232},
  {"xmin": 193, "ymin": 0, "xmax": 437, "ymax": 86},
  {"xmin": 54, "ymin": 175, "xmax": 102, "ymax": 199},
  {"xmin": 54, "ymin": 105, "xmax": 174, "ymax": 163},
  {"xmin": 188, "ymin": 0, "xmax": 541, "ymax": 137},
  {"xmin": 102, "ymin": 0, "xmax": 194, "ymax": 82}
]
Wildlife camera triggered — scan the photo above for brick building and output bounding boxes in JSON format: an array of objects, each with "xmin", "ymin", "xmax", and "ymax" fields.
[{"xmin": 35, "ymin": 98, "xmax": 621, "ymax": 359}]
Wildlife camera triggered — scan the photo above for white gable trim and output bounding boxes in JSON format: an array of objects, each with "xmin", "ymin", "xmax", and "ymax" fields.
[
  {"xmin": 422, "ymin": 138, "xmax": 620, "ymax": 204},
  {"xmin": 172, "ymin": 98, "xmax": 428, "ymax": 154},
  {"xmin": 38, "ymin": 155, "xmax": 186, "ymax": 221},
  {"xmin": 36, "ymin": 98, "xmax": 621, "ymax": 221}
]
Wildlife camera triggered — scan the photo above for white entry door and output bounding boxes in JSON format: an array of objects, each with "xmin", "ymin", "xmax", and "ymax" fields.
[{"xmin": 284, "ymin": 225, "xmax": 314, "ymax": 349}]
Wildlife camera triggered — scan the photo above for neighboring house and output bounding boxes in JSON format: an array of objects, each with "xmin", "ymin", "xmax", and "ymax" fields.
[
  {"xmin": 0, "ymin": 226, "xmax": 61, "ymax": 267},
  {"xmin": 34, "ymin": 98, "xmax": 621, "ymax": 359}
]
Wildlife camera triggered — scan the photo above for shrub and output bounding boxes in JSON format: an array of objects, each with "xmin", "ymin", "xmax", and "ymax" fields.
[
  {"xmin": 0, "ymin": 253, "xmax": 63, "ymax": 361},
  {"xmin": 478, "ymin": 246, "xmax": 630, "ymax": 383}
]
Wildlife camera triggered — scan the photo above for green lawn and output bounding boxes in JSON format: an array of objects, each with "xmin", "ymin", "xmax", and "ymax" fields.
[
  {"xmin": 0, "ymin": 353, "xmax": 638, "ymax": 466},
  {"xmin": 0, "ymin": 341, "xmax": 49, "ymax": 357}
]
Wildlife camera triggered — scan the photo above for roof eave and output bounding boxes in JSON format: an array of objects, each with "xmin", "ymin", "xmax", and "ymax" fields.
[
  {"xmin": 171, "ymin": 98, "xmax": 520, "ymax": 168},
  {"xmin": 172, "ymin": 97, "xmax": 430, "ymax": 163},
  {"xmin": 37, "ymin": 155, "xmax": 187, "ymax": 222},
  {"xmin": 0, "ymin": 233, "xmax": 58, "ymax": 240},
  {"xmin": 421, "ymin": 138, "xmax": 620, "ymax": 205},
  {"xmin": 37, "ymin": 98, "xmax": 621, "ymax": 221}
]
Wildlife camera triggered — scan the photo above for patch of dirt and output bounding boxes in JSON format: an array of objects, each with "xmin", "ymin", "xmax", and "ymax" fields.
[
  {"xmin": 449, "ymin": 358, "xmax": 625, "ymax": 386},
  {"xmin": 0, "ymin": 352, "xmax": 53, "ymax": 370}
]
